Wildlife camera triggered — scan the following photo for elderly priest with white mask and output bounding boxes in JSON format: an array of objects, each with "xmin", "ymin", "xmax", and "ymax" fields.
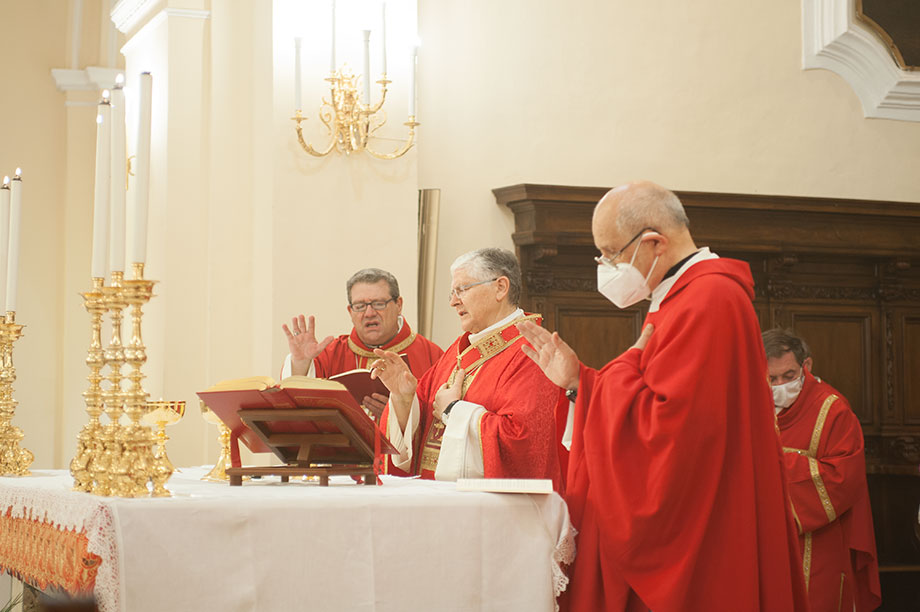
[{"xmin": 370, "ymin": 248, "xmax": 565, "ymax": 486}]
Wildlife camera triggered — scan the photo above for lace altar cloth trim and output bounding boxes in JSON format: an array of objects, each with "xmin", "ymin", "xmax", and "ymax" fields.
[{"xmin": 0, "ymin": 473, "xmax": 121, "ymax": 612}]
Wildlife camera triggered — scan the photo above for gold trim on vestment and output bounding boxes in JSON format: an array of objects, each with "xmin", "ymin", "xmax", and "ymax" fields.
[
  {"xmin": 789, "ymin": 496, "xmax": 803, "ymax": 535},
  {"xmin": 348, "ymin": 332, "xmax": 417, "ymax": 361},
  {"xmin": 783, "ymin": 395, "xmax": 839, "ymax": 524},
  {"xmin": 803, "ymin": 531, "xmax": 813, "ymax": 592}
]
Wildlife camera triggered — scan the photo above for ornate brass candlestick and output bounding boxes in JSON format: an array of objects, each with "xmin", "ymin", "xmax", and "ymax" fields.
[
  {"xmin": 144, "ymin": 400, "xmax": 185, "ymax": 496},
  {"xmin": 71, "ymin": 278, "xmax": 106, "ymax": 491},
  {"xmin": 0, "ymin": 312, "xmax": 33, "ymax": 476},
  {"xmin": 122, "ymin": 263, "xmax": 158, "ymax": 496},
  {"xmin": 199, "ymin": 400, "xmax": 231, "ymax": 482},
  {"xmin": 98, "ymin": 271, "xmax": 132, "ymax": 496}
]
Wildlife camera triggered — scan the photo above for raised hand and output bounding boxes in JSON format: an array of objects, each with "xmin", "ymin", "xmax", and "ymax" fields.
[
  {"xmin": 371, "ymin": 348, "xmax": 418, "ymax": 430},
  {"xmin": 282, "ymin": 314, "xmax": 334, "ymax": 375},
  {"xmin": 517, "ymin": 320, "xmax": 581, "ymax": 391}
]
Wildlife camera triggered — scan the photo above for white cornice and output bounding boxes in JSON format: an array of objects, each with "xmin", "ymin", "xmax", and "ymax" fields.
[
  {"xmin": 112, "ymin": 0, "xmax": 209, "ymax": 34},
  {"xmin": 51, "ymin": 67, "xmax": 124, "ymax": 92},
  {"xmin": 802, "ymin": 0, "xmax": 920, "ymax": 121}
]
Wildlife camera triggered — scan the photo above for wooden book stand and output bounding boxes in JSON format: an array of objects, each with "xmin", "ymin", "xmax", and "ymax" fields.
[{"xmin": 226, "ymin": 408, "xmax": 377, "ymax": 486}]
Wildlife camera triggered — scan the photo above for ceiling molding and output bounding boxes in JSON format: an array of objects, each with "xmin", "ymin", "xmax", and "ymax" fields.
[
  {"xmin": 802, "ymin": 0, "xmax": 920, "ymax": 121},
  {"xmin": 51, "ymin": 67, "xmax": 124, "ymax": 93}
]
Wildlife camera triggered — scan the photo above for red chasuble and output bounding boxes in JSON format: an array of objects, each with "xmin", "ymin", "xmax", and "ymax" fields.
[
  {"xmin": 563, "ymin": 259, "xmax": 809, "ymax": 612},
  {"xmin": 380, "ymin": 313, "xmax": 564, "ymax": 488},
  {"xmin": 311, "ymin": 321, "xmax": 443, "ymax": 380},
  {"xmin": 778, "ymin": 369, "xmax": 881, "ymax": 612}
]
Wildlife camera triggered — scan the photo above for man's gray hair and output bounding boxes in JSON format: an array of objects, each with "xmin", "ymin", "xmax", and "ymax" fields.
[
  {"xmin": 762, "ymin": 328, "xmax": 811, "ymax": 366},
  {"xmin": 450, "ymin": 248, "xmax": 522, "ymax": 306},
  {"xmin": 616, "ymin": 183, "xmax": 690, "ymax": 235},
  {"xmin": 346, "ymin": 268, "xmax": 400, "ymax": 302}
]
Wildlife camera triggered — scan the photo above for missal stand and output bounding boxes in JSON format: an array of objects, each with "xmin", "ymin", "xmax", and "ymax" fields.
[{"xmin": 197, "ymin": 376, "xmax": 398, "ymax": 486}]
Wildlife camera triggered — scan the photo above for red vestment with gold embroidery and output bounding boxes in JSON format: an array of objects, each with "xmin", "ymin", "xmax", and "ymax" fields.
[
  {"xmin": 779, "ymin": 369, "xmax": 881, "ymax": 612},
  {"xmin": 380, "ymin": 314, "xmax": 565, "ymax": 487}
]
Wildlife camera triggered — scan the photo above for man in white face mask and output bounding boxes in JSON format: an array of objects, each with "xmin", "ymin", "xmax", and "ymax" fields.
[
  {"xmin": 763, "ymin": 329, "xmax": 880, "ymax": 612},
  {"xmin": 518, "ymin": 181, "xmax": 808, "ymax": 611}
]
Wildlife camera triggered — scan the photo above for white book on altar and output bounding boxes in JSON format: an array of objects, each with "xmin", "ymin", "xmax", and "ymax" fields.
[{"xmin": 456, "ymin": 478, "xmax": 553, "ymax": 494}]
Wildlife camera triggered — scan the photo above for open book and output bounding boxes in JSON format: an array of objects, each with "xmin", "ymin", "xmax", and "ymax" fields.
[{"xmin": 197, "ymin": 375, "xmax": 398, "ymax": 465}]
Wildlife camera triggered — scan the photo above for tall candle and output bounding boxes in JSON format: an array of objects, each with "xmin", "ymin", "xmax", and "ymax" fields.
[
  {"xmin": 6, "ymin": 170, "xmax": 22, "ymax": 313},
  {"xmin": 109, "ymin": 78, "xmax": 127, "ymax": 273},
  {"xmin": 381, "ymin": 3, "xmax": 387, "ymax": 75},
  {"xmin": 0, "ymin": 178, "xmax": 10, "ymax": 311},
  {"xmin": 133, "ymin": 72, "xmax": 153, "ymax": 265},
  {"xmin": 92, "ymin": 96, "xmax": 112, "ymax": 280},
  {"xmin": 294, "ymin": 37, "xmax": 303, "ymax": 111},
  {"xmin": 329, "ymin": 0, "xmax": 336, "ymax": 74},
  {"xmin": 408, "ymin": 45, "xmax": 418, "ymax": 117},
  {"xmin": 362, "ymin": 30, "xmax": 371, "ymax": 105}
]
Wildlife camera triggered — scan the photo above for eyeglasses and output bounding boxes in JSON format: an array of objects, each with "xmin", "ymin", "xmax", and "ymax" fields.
[
  {"xmin": 594, "ymin": 227, "xmax": 658, "ymax": 267},
  {"xmin": 349, "ymin": 298, "xmax": 396, "ymax": 312},
  {"xmin": 448, "ymin": 278, "xmax": 497, "ymax": 301}
]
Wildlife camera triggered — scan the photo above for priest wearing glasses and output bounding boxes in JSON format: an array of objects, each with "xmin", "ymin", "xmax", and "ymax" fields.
[
  {"xmin": 280, "ymin": 268, "xmax": 443, "ymax": 418},
  {"xmin": 370, "ymin": 248, "xmax": 565, "ymax": 485}
]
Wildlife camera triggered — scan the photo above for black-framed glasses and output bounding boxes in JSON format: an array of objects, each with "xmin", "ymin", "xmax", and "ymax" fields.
[
  {"xmin": 594, "ymin": 227, "xmax": 658, "ymax": 267},
  {"xmin": 448, "ymin": 278, "xmax": 497, "ymax": 301},
  {"xmin": 349, "ymin": 298, "xmax": 396, "ymax": 312}
]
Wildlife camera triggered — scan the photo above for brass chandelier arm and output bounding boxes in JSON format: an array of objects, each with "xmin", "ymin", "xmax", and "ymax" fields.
[
  {"xmin": 365, "ymin": 120, "xmax": 418, "ymax": 160},
  {"xmin": 292, "ymin": 114, "xmax": 337, "ymax": 157}
]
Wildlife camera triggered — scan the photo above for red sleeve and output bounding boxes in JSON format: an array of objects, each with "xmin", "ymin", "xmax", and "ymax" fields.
[
  {"xmin": 783, "ymin": 399, "xmax": 868, "ymax": 533},
  {"xmin": 477, "ymin": 349, "xmax": 564, "ymax": 485}
]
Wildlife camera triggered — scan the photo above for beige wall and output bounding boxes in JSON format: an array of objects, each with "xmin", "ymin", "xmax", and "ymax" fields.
[
  {"xmin": 1, "ymin": 0, "xmax": 918, "ymax": 469},
  {"xmin": 417, "ymin": 0, "xmax": 920, "ymax": 348}
]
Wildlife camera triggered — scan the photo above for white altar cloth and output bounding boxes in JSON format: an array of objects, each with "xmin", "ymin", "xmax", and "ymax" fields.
[{"xmin": 0, "ymin": 468, "xmax": 574, "ymax": 612}]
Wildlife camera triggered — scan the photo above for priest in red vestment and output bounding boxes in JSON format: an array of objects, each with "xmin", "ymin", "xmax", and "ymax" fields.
[
  {"xmin": 518, "ymin": 181, "xmax": 810, "ymax": 611},
  {"xmin": 764, "ymin": 328, "xmax": 881, "ymax": 612},
  {"xmin": 280, "ymin": 268, "xmax": 443, "ymax": 417},
  {"xmin": 370, "ymin": 248, "xmax": 564, "ymax": 486}
]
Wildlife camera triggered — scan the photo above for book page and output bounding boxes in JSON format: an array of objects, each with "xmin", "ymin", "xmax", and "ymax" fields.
[
  {"xmin": 456, "ymin": 478, "xmax": 554, "ymax": 494},
  {"xmin": 204, "ymin": 376, "xmax": 276, "ymax": 392},
  {"xmin": 279, "ymin": 376, "xmax": 348, "ymax": 391}
]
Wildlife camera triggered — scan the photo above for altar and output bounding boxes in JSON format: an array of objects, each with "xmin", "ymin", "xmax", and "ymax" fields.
[{"xmin": 0, "ymin": 468, "xmax": 573, "ymax": 612}]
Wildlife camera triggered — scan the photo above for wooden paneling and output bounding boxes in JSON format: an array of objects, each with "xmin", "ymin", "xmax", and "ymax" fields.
[{"xmin": 496, "ymin": 183, "xmax": 920, "ymax": 586}]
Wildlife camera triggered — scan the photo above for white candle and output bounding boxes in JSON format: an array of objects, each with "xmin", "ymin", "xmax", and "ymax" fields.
[
  {"xmin": 381, "ymin": 3, "xmax": 387, "ymax": 75},
  {"xmin": 0, "ymin": 178, "xmax": 10, "ymax": 311},
  {"xmin": 92, "ymin": 97, "xmax": 112, "ymax": 280},
  {"xmin": 6, "ymin": 170, "xmax": 23, "ymax": 313},
  {"xmin": 362, "ymin": 30, "xmax": 371, "ymax": 105},
  {"xmin": 133, "ymin": 72, "xmax": 153, "ymax": 265},
  {"xmin": 329, "ymin": 0, "xmax": 336, "ymax": 74},
  {"xmin": 408, "ymin": 45, "xmax": 418, "ymax": 117},
  {"xmin": 109, "ymin": 78, "xmax": 127, "ymax": 273},
  {"xmin": 294, "ymin": 37, "xmax": 303, "ymax": 111}
]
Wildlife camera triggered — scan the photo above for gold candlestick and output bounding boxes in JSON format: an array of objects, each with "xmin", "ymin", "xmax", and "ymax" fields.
[
  {"xmin": 70, "ymin": 278, "xmax": 106, "ymax": 491},
  {"xmin": 200, "ymin": 400, "xmax": 231, "ymax": 482},
  {"xmin": 100, "ymin": 271, "xmax": 133, "ymax": 496},
  {"xmin": 144, "ymin": 400, "xmax": 185, "ymax": 496},
  {"xmin": 123, "ymin": 262, "xmax": 158, "ymax": 497},
  {"xmin": 0, "ymin": 311, "xmax": 33, "ymax": 476}
]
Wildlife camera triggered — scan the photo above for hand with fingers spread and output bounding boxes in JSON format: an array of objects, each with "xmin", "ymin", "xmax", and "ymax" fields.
[
  {"xmin": 370, "ymin": 348, "xmax": 418, "ymax": 430},
  {"xmin": 281, "ymin": 314, "xmax": 334, "ymax": 376},
  {"xmin": 517, "ymin": 320, "xmax": 581, "ymax": 391},
  {"xmin": 362, "ymin": 392, "xmax": 389, "ymax": 419}
]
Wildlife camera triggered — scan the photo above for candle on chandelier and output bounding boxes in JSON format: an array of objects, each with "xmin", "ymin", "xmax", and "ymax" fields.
[
  {"xmin": 6, "ymin": 170, "xmax": 23, "ymax": 314},
  {"xmin": 92, "ymin": 93, "xmax": 112, "ymax": 281},
  {"xmin": 110, "ymin": 75, "xmax": 127, "ymax": 274},
  {"xmin": 329, "ymin": 0, "xmax": 337, "ymax": 74},
  {"xmin": 133, "ymin": 72, "xmax": 153, "ymax": 266},
  {"xmin": 362, "ymin": 30, "xmax": 371, "ymax": 105},
  {"xmin": 381, "ymin": 3, "xmax": 387, "ymax": 75},
  {"xmin": 294, "ymin": 37, "xmax": 303, "ymax": 111},
  {"xmin": 0, "ymin": 177, "xmax": 10, "ymax": 311},
  {"xmin": 408, "ymin": 45, "xmax": 418, "ymax": 117}
]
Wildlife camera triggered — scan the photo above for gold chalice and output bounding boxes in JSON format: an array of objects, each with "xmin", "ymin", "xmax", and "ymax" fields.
[
  {"xmin": 143, "ymin": 400, "xmax": 185, "ymax": 496},
  {"xmin": 199, "ymin": 400, "xmax": 232, "ymax": 482}
]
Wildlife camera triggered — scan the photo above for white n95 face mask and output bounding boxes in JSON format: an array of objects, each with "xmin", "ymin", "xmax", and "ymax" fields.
[
  {"xmin": 772, "ymin": 372, "xmax": 804, "ymax": 413},
  {"xmin": 597, "ymin": 236, "xmax": 659, "ymax": 309}
]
